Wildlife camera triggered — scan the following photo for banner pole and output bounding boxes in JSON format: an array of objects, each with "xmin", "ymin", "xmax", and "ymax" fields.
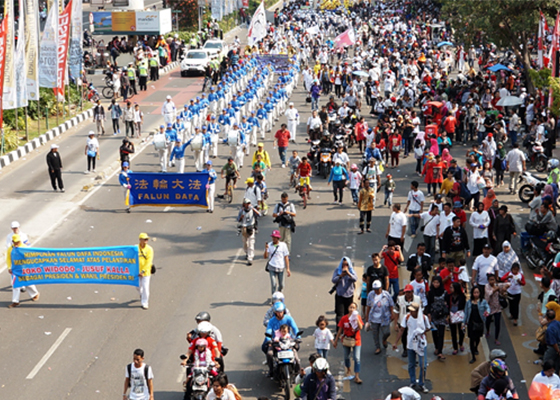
[
  {"xmin": 15, "ymin": 107, "xmax": 18, "ymax": 136},
  {"xmin": 25, "ymin": 106, "xmax": 28, "ymax": 141}
]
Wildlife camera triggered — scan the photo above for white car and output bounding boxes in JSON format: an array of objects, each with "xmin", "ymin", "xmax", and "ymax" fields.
[
  {"xmin": 202, "ymin": 39, "xmax": 228, "ymax": 60},
  {"xmin": 180, "ymin": 50, "xmax": 213, "ymax": 77}
]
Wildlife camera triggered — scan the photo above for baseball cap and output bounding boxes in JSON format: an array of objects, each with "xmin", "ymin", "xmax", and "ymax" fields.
[
  {"xmin": 166, "ymin": 95, "xmax": 172, "ymax": 99},
  {"xmin": 271, "ymin": 230, "xmax": 281, "ymax": 238},
  {"xmin": 408, "ymin": 302, "xmax": 420, "ymax": 312},
  {"xmin": 51, "ymin": 144, "xmax": 59, "ymax": 149},
  {"xmin": 258, "ymin": 143, "xmax": 264, "ymax": 147},
  {"xmin": 11, "ymin": 221, "xmax": 20, "ymax": 228},
  {"xmin": 88, "ymin": 131, "xmax": 95, "ymax": 136},
  {"xmin": 139, "ymin": 233, "xmax": 149, "ymax": 240},
  {"xmin": 483, "ymin": 243, "xmax": 492, "ymax": 249},
  {"xmin": 11, "ymin": 234, "xmax": 21, "ymax": 243},
  {"xmin": 453, "ymin": 201, "xmax": 463, "ymax": 208},
  {"xmin": 404, "ymin": 284, "xmax": 414, "ymax": 292},
  {"xmin": 122, "ymin": 162, "xmax": 129, "ymax": 167},
  {"xmin": 372, "ymin": 280, "xmax": 382, "ymax": 289},
  {"xmin": 245, "ymin": 177, "xmax": 254, "ymax": 184},
  {"xmin": 167, "ymin": 123, "xmax": 172, "ymax": 128},
  {"xmin": 243, "ymin": 198, "xmax": 251, "ymax": 204}
]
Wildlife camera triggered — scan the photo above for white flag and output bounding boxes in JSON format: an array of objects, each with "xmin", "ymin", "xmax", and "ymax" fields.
[
  {"xmin": 68, "ymin": 0, "xmax": 82, "ymax": 82},
  {"xmin": 2, "ymin": 0, "xmax": 16, "ymax": 110},
  {"xmin": 39, "ymin": 0, "xmax": 59, "ymax": 88},
  {"xmin": 25, "ymin": 0, "xmax": 39, "ymax": 100},
  {"xmin": 14, "ymin": 0, "xmax": 28, "ymax": 108},
  {"xmin": 247, "ymin": 1, "xmax": 266, "ymax": 46}
]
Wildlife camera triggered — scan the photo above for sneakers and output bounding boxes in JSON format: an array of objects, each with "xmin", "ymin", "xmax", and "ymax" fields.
[
  {"xmin": 141, "ymin": 305, "xmax": 149, "ymax": 310},
  {"xmin": 61, "ymin": 188, "xmax": 65, "ymax": 192},
  {"xmin": 31, "ymin": 293, "xmax": 40, "ymax": 302},
  {"xmin": 419, "ymin": 385, "xmax": 429, "ymax": 393},
  {"xmin": 411, "ymin": 234, "xmax": 416, "ymax": 238},
  {"xmin": 281, "ymin": 164, "xmax": 286, "ymax": 168}
]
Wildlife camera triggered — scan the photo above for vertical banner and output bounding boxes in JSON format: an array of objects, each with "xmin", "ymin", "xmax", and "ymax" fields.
[
  {"xmin": 25, "ymin": 0, "xmax": 39, "ymax": 100},
  {"xmin": 0, "ymin": 16, "xmax": 9, "ymax": 128},
  {"xmin": 550, "ymin": 12, "xmax": 560, "ymax": 108},
  {"xmin": 14, "ymin": 0, "xmax": 27, "ymax": 108},
  {"xmin": 54, "ymin": 0, "xmax": 73, "ymax": 101},
  {"xmin": 68, "ymin": 0, "xmax": 82, "ymax": 83},
  {"xmin": 212, "ymin": 0, "xmax": 222, "ymax": 21},
  {"xmin": 39, "ymin": 0, "xmax": 59, "ymax": 88},
  {"xmin": 2, "ymin": 0, "xmax": 15, "ymax": 110},
  {"xmin": 247, "ymin": 1, "xmax": 266, "ymax": 46}
]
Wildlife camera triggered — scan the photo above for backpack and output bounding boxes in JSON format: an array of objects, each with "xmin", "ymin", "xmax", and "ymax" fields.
[
  {"xmin": 459, "ymin": 181, "xmax": 472, "ymax": 203},
  {"xmin": 431, "ymin": 292, "xmax": 449, "ymax": 321},
  {"xmin": 127, "ymin": 363, "xmax": 150, "ymax": 387}
]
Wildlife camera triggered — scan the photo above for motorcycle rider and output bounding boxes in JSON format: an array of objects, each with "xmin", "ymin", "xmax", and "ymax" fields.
[
  {"xmin": 547, "ymin": 159, "xmax": 560, "ymax": 200},
  {"xmin": 263, "ymin": 292, "xmax": 291, "ymax": 327},
  {"xmin": 299, "ymin": 358, "xmax": 337, "ymax": 400},
  {"xmin": 187, "ymin": 312, "xmax": 224, "ymax": 351},
  {"xmin": 263, "ymin": 302, "xmax": 300, "ymax": 378},
  {"xmin": 318, "ymin": 131, "xmax": 333, "ymax": 150},
  {"xmin": 326, "ymin": 97, "xmax": 339, "ymax": 114}
]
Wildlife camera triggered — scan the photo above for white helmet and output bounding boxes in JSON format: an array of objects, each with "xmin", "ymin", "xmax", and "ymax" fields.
[
  {"xmin": 548, "ymin": 158, "xmax": 559, "ymax": 169},
  {"xmin": 313, "ymin": 358, "xmax": 329, "ymax": 372},
  {"xmin": 197, "ymin": 321, "xmax": 212, "ymax": 333},
  {"xmin": 272, "ymin": 292, "xmax": 285, "ymax": 302}
]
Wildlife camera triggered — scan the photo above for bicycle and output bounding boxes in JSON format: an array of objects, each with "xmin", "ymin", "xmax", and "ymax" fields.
[
  {"xmin": 101, "ymin": 85, "xmax": 114, "ymax": 99},
  {"xmin": 225, "ymin": 177, "xmax": 234, "ymax": 204},
  {"xmin": 298, "ymin": 183, "xmax": 309, "ymax": 209}
]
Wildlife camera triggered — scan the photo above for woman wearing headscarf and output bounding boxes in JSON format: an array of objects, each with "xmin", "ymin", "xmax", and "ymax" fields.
[
  {"xmin": 488, "ymin": 198, "xmax": 500, "ymax": 250},
  {"xmin": 441, "ymin": 148, "xmax": 453, "ymax": 168},
  {"xmin": 493, "ymin": 142, "xmax": 506, "ymax": 187},
  {"xmin": 484, "ymin": 274, "xmax": 510, "ymax": 345},
  {"xmin": 482, "ymin": 189, "xmax": 496, "ymax": 211},
  {"xmin": 448, "ymin": 282, "xmax": 466, "ymax": 355},
  {"xmin": 469, "ymin": 201, "xmax": 490, "ymax": 257},
  {"xmin": 331, "ymin": 257, "xmax": 358, "ymax": 325},
  {"xmin": 427, "ymin": 276, "xmax": 449, "ymax": 361},
  {"xmin": 496, "ymin": 241, "xmax": 520, "ymax": 279},
  {"xmin": 492, "ymin": 205, "xmax": 516, "ymax": 256},
  {"xmin": 464, "ymin": 286, "xmax": 489, "ymax": 364}
]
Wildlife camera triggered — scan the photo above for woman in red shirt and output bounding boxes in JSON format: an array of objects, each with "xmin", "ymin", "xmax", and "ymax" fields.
[
  {"xmin": 355, "ymin": 117, "xmax": 367, "ymax": 154},
  {"xmin": 334, "ymin": 302, "xmax": 363, "ymax": 384},
  {"xmin": 388, "ymin": 131, "xmax": 402, "ymax": 168}
]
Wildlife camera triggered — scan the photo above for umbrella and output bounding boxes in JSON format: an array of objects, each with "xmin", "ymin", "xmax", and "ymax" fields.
[
  {"xmin": 437, "ymin": 41, "xmax": 454, "ymax": 47},
  {"xmin": 352, "ymin": 70, "xmax": 369, "ymax": 77},
  {"xmin": 497, "ymin": 96, "xmax": 523, "ymax": 107},
  {"xmin": 427, "ymin": 101, "xmax": 443, "ymax": 108},
  {"xmin": 487, "ymin": 63, "xmax": 511, "ymax": 72}
]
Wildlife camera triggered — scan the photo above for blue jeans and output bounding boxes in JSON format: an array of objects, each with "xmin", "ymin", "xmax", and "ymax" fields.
[
  {"xmin": 311, "ymin": 96, "xmax": 319, "ymax": 110},
  {"xmin": 350, "ymin": 188, "xmax": 359, "ymax": 203},
  {"xmin": 269, "ymin": 269, "xmax": 285, "ymax": 294},
  {"xmin": 384, "ymin": 190, "xmax": 393, "ymax": 206},
  {"xmin": 343, "ymin": 345, "xmax": 361, "ymax": 373},
  {"xmin": 407, "ymin": 349, "xmax": 427, "ymax": 386},
  {"xmin": 316, "ymin": 348, "xmax": 329, "ymax": 359},
  {"xmin": 509, "ymin": 130, "xmax": 518, "ymax": 146},
  {"xmin": 409, "ymin": 215, "xmax": 420, "ymax": 235},
  {"xmin": 389, "ymin": 278, "xmax": 399, "ymax": 301},
  {"xmin": 278, "ymin": 147, "xmax": 287, "ymax": 165}
]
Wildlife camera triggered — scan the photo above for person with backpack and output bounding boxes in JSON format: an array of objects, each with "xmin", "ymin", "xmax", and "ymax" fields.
[
  {"xmin": 123, "ymin": 348, "xmax": 154, "ymax": 400},
  {"xmin": 272, "ymin": 193, "xmax": 296, "ymax": 253},
  {"xmin": 427, "ymin": 276, "xmax": 449, "ymax": 361}
]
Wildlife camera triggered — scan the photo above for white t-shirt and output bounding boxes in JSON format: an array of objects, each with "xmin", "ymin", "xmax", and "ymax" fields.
[
  {"xmin": 207, "ymin": 388, "xmax": 236, "ymax": 400},
  {"xmin": 333, "ymin": 152, "xmax": 350, "ymax": 166},
  {"xmin": 401, "ymin": 313, "xmax": 430, "ymax": 350},
  {"xmin": 472, "ymin": 254, "xmax": 499, "ymax": 285},
  {"xmin": 5, "ymin": 231, "xmax": 30, "ymax": 248},
  {"xmin": 532, "ymin": 371, "xmax": 560, "ymax": 390},
  {"xmin": 126, "ymin": 363, "xmax": 154, "ymax": 400},
  {"xmin": 266, "ymin": 241, "xmax": 289, "ymax": 270},
  {"xmin": 407, "ymin": 190, "xmax": 425, "ymax": 212},
  {"xmin": 384, "ymin": 387, "xmax": 421, "ymax": 400},
  {"xmin": 420, "ymin": 212, "xmax": 439, "ymax": 237},
  {"xmin": 505, "ymin": 149, "xmax": 525, "ymax": 172},
  {"xmin": 469, "ymin": 211, "xmax": 490, "ymax": 239},
  {"xmin": 86, "ymin": 137, "xmax": 99, "ymax": 154},
  {"xmin": 313, "ymin": 327, "xmax": 334, "ymax": 350},
  {"xmin": 388, "ymin": 212, "xmax": 408, "ymax": 238},
  {"xmin": 439, "ymin": 212, "xmax": 456, "ymax": 236},
  {"xmin": 410, "ymin": 279, "xmax": 428, "ymax": 307}
]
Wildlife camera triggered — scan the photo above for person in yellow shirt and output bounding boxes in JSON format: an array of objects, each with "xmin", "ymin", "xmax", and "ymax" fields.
[
  {"xmin": 138, "ymin": 232, "xmax": 154, "ymax": 310},
  {"xmin": 6, "ymin": 234, "xmax": 40, "ymax": 308},
  {"xmin": 440, "ymin": 170, "xmax": 455, "ymax": 197},
  {"xmin": 252, "ymin": 143, "xmax": 271, "ymax": 170},
  {"xmin": 357, "ymin": 179, "xmax": 375, "ymax": 234}
]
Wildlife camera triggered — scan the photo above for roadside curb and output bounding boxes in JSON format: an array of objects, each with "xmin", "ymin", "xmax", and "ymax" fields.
[{"xmin": 0, "ymin": 109, "xmax": 94, "ymax": 171}]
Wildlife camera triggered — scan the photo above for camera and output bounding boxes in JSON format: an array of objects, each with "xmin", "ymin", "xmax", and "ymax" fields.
[{"xmin": 328, "ymin": 285, "xmax": 337, "ymax": 295}]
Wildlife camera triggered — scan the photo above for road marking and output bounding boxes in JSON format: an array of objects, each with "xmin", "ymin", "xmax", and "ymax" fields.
[
  {"xmin": 163, "ymin": 206, "xmax": 173, "ymax": 212},
  {"xmin": 227, "ymin": 248, "xmax": 244, "ymax": 275},
  {"xmin": 26, "ymin": 328, "xmax": 72, "ymax": 379}
]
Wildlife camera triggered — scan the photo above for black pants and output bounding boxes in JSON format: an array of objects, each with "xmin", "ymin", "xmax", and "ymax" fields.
[
  {"xmin": 416, "ymin": 158, "xmax": 422, "ymax": 174},
  {"xmin": 112, "ymin": 118, "xmax": 120, "ymax": 134},
  {"xmin": 432, "ymin": 324, "xmax": 446, "ymax": 354},
  {"xmin": 359, "ymin": 210, "xmax": 372, "ymax": 231},
  {"xmin": 449, "ymin": 322, "xmax": 464, "ymax": 350},
  {"xmin": 509, "ymin": 293, "xmax": 521, "ymax": 319},
  {"xmin": 469, "ymin": 331, "xmax": 481, "ymax": 359},
  {"xmin": 49, "ymin": 169, "xmax": 64, "ymax": 190},
  {"xmin": 335, "ymin": 294, "xmax": 353, "ymax": 325},
  {"xmin": 322, "ymin": 81, "xmax": 331, "ymax": 94},
  {"xmin": 87, "ymin": 155, "xmax": 96, "ymax": 171},
  {"xmin": 129, "ymin": 80, "xmax": 137, "ymax": 95},
  {"xmin": 401, "ymin": 326, "xmax": 408, "ymax": 353},
  {"xmin": 333, "ymin": 180, "xmax": 345, "ymax": 202},
  {"xmin": 471, "ymin": 191, "xmax": 481, "ymax": 207},
  {"xmin": 473, "ymin": 237, "xmax": 488, "ymax": 257},
  {"xmin": 125, "ymin": 121, "xmax": 134, "ymax": 137},
  {"xmin": 139, "ymin": 76, "xmax": 147, "ymax": 91},
  {"xmin": 150, "ymin": 66, "xmax": 158, "ymax": 81},
  {"xmin": 485, "ymin": 312, "xmax": 502, "ymax": 340}
]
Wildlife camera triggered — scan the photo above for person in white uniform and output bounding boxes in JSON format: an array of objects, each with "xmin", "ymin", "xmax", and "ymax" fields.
[
  {"xmin": 153, "ymin": 125, "xmax": 169, "ymax": 172},
  {"xmin": 161, "ymin": 95, "xmax": 176, "ymax": 125},
  {"xmin": 284, "ymin": 102, "xmax": 300, "ymax": 143},
  {"xmin": 5, "ymin": 221, "xmax": 30, "ymax": 248}
]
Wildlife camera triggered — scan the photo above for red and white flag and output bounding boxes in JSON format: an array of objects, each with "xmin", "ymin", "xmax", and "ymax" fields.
[
  {"xmin": 54, "ymin": 0, "xmax": 73, "ymax": 101},
  {"xmin": 334, "ymin": 27, "xmax": 356, "ymax": 49},
  {"xmin": 0, "ymin": 16, "xmax": 9, "ymax": 128},
  {"xmin": 549, "ymin": 12, "xmax": 560, "ymax": 107},
  {"xmin": 538, "ymin": 11, "xmax": 547, "ymax": 69}
]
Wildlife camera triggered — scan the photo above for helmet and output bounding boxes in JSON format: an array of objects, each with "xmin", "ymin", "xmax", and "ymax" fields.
[
  {"xmin": 273, "ymin": 302, "xmax": 286, "ymax": 313},
  {"xmin": 490, "ymin": 349, "xmax": 507, "ymax": 360},
  {"xmin": 195, "ymin": 311, "xmax": 211, "ymax": 322},
  {"xmin": 546, "ymin": 230, "xmax": 557, "ymax": 243},
  {"xmin": 548, "ymin": 159, "xmax": 560, "ymax": 170},
  {"xmin": 490, "ymin": 359, "xmax": 507, "ymax": 375},
  {"xmin": 313, "ymin": 358, "xmax": 329, "ymax": 372},
  {"xmin": 197, "ymin": 321, "xmax": 212, "ymax": 333},
  {"xmin": 195, "ymin": 338, "xmax": 208, "ymax": 347},
  {"xmin": 272, "ymin": 292, "xmax": 285, "ymax": 302},
  {"xmin": 293, "ymin": 384, "xmax": 302, "ymax": 397}
]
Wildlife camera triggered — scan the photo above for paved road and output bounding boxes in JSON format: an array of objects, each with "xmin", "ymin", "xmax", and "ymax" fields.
[{"xmin": 0, "ymin": 30, "xmax": 546, "ymax": 400}]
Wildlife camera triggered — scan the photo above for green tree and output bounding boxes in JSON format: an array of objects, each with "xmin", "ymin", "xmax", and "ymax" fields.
[{"xmin": 441, "ymin": 0, "xmax": 560, "ymax": 94}]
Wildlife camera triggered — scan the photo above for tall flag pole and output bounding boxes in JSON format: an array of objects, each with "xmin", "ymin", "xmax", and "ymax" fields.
[{"xmin": 549, "ymin": 12, "xmax": 560, "ymax": 108}]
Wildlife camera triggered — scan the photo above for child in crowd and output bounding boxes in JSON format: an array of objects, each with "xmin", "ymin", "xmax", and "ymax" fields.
[
  {"xmin": 313, "ymin": 315, "xmax": 334, "ymax": 359},
  {"xmin": 410, "ymin": 268, "xmax": 429, "ymax": 308},
  {"xmin": 457, "ymin": 258, "xmax": 470, "ymax": 293},
  {"xmin": 383, "ymin": 173, "xmax": 396, "ymax": 207},
  {"xmin": 361, "ymin": 273, "xmax": 368, "ymax": 318},
  {"xmin": 274, "ymin": 324, "xmax": 292, "ymax": 342},
  {"xmin": 348, "ymin": 164, "xmax": 363, "ymax": 205}
]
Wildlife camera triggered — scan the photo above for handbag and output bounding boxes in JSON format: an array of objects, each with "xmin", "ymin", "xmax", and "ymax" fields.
[
  {"xmin": 342, "ymin": 336, "xmax": 356, "ymax": 347},
  {"xmin": 536, "ymin": 325, "xmax": 548, "ymax": 344},
  {"xmin": 499, "ymin": 295, "xmax": 508, "ymax": 309},
  {"xmin": 420, "ymin": 216, "xmax": 436, "ymax": 232},
  {"xmin": 450, "ymin": 310, "xmax": 465, "ymax": 324},
  {"xmin": 265, "ymin": 245, "xmax": 280, "ymax": 273}
]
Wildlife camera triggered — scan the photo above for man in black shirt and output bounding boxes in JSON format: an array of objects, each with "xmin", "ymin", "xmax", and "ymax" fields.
[
  {"xmin": 406, "ymin": 243, "xmax": 432, "ymax": 281},
  {"xmin": 46, "ymin": 144, "xmax": 64, "ymax": 192},
  {"xmin": 365, "ymin": 252, "xmax": 389, "ymax": 292}
]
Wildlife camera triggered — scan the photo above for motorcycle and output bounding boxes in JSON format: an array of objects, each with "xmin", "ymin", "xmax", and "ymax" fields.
[
  {"xmin": 179, "ymin": 357, "xmax": 213, "ymax": 400},
  {"xmin": 306, "ymin": 140, "xmax": 321, "ymax": 173},
  {"xmin": 297, "ymin": 180, "xmax": 310, "ymax": 209},
  {"xmin": 318, "ymin": 147, "xmax": 332, "ymax": 178},
  {"xmin": 523, "ymin": 136, "xmax": 548, "ymax": 172},
  {"xmin": 521, "ymin": 231, "xmax": 560, "ymax": 271},
  {"xmin": 86, "ymin": 84, "xmax": 100, "ymax": 102},
  {"xmin": 265, "ymin": 331, "xmax": 303, "ymax": 400},
  {"xmin": 103, "ymin": 70, "xmax": 114, "ymax": 87},
  {"xmin": 518, "ymin": 172, "xmax": 560, "ymax": 207}
]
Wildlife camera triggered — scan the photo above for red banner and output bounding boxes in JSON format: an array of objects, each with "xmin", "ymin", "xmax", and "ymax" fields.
[
  {"xmin": 54, "ymin": 0, "xmax": 73, "ymax": 101},
  {"xmin": 242, "ymin": 0, "xmax": 249, "ymax": 7},
  {"xmin": 0, "ymin": 16, "xmax": 9, "ymax": 128}
]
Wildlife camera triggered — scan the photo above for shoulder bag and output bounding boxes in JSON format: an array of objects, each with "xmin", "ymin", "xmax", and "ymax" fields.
[
  {"xmin": 140, "ymin": 248, "xmax": 156, "ymax": 274},
  {"xmin": 342, "ymin": 336, "xmax": 356, "ymax": 347},
  {"xmin": 536, "ymin": 324, "xmax": 548, "ymax": 344},
  {"xmin": 265, "ymin": 245, "xmax": 279, "ymax": 273}
]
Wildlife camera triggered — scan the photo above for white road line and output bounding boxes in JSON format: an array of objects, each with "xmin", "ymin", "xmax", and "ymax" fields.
[
  {"xmin": 227, "ymin": 248, "xmax": 244, "ymax": 275},
  {"xmin": 163, "ymin": 206, "xmax": 173, "ymax": 212},
  {"xmin": 26, "ymin": 328, "xmax": 72, "ymax": 379}
]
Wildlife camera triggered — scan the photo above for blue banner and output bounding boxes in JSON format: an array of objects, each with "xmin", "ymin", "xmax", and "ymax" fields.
[
  {"xmin": 254, "ymin": 55, "xmax": 296, "ymax": 73},
  {"xmin": 128, "ymin": 172, "xmax": 209, "ymax": 208},
  {"xmin": 10, "ymin": 246, "xmax": 139, "ymax": 288}
]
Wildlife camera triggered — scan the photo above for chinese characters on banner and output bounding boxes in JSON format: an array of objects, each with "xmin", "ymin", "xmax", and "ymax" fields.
[{"xmin": 127, "ymin": 172, "xmax": 210, "ymax": 208}]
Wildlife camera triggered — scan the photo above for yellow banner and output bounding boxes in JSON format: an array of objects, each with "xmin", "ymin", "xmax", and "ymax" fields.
[{"xmin": 112, "ymin": 12, "xmax": 136, "ymax": 32}]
